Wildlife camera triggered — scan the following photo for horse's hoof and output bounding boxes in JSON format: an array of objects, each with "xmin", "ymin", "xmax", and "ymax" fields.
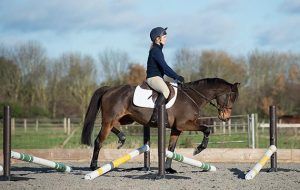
[
  {"xmin": 90, "ymin": 166, "xmax": 97, "ymax": 171},
  {"xmin": 166, "ymin": 168, "xmax": 177, "ymax": 174},
  {"xmin": 117, "ymin": 140, "xmax": 125, "ymax": 149},
  {"xmin": 90, "ymin": 162, "xmax": 98, "ymax": 171},
  {"xmin": 193, "ymin": 148, "xmax": 202, "ymax": 156}
]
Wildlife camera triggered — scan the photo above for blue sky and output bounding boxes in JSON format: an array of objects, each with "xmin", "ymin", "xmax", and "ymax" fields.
[{"xmin": 0, "ymin": 0, "xmax": 300, "ymax": 65}]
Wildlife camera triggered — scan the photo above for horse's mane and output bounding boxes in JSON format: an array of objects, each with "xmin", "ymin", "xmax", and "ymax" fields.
[
  {"xmin": 186, "ymin": 77, "xmax": 239, "ymax": 102},
  {"xmin": 187, "ymin": 78, "xmax": 232, "ymax": 87}
]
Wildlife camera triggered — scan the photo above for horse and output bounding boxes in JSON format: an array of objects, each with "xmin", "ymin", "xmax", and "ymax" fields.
[{"xmin": 81, "ymin": 78, "xmax": 240, "ymax": 173}]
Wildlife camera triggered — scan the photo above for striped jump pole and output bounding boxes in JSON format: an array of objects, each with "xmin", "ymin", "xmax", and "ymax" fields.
[
  {"xmin": 11, "ymin": 151, "xmax": 72, "ymax": 172},
  {"xmin": 245, "ymin": 145, "xmax": 277, "ymax": 180},
  {"xmin": 85, "ymin": 144, "xmax": 150, "ymax": 180},
  {"xmin": 166, "ymin": 151, "xmax": 217, "ymax": 172}
]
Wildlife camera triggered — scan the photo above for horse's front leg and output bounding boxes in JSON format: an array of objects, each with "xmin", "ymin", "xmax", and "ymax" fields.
[
  {"xmin": 193, "ymin": 125, "xmax": 211, "ymax": 155},
  {"xmin": 166, "ymin": 128, "xmax": 181, "ymax": 174}
]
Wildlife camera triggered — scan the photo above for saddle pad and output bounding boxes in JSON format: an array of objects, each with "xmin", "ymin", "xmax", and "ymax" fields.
[{"xmin": 133, "ymin": 83, "xmax": 178, "ymax": 109}]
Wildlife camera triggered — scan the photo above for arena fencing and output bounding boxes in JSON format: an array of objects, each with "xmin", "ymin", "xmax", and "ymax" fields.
[{"xmin": 0, "ymin": 114, "xmax": 299, "ymax": 150}]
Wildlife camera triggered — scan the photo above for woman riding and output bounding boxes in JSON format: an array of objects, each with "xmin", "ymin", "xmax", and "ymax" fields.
[{"xmin": 146, "ymin": 27, "xmax": 185, "ymax": 123}]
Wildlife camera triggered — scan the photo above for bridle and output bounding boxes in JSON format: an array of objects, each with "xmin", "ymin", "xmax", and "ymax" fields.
[{"xmin": 178, "ymin": 83, "xmax": 235, "ymax": 113}]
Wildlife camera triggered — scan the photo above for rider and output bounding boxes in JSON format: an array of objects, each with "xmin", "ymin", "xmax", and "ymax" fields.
[{"xmin": 146, "ymin": 27, "xmax": 185, "ymax": 123}]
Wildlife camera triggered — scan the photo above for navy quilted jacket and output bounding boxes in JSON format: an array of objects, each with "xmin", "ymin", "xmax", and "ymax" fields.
[{"xmin": 146, "ymin": 43, "xmax": 180, "ymax": 80}]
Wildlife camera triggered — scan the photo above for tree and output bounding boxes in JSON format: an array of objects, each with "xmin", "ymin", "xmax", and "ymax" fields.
[
  {"xmin": 98, "ymin": 49, "xmax": 130, "ymax": 85},
  {"xmin": 174, "ymin": 48, "xmax": 200, "ymax": 82},
  {"xmin": 47, "ymin": 58, "xmax": 69, "ymax": 118},
  {"xmin": 11, "ymin": 41, "xmax": 48, "ymax": 108},
  {"xmin": 125, "ymin": 64, "xmax": 146, "ymax": 85},
  {"xmin": 247, "ymin": 50, "xmax": 288, "ymax": 116},
  {"xmin": 59, "ymin": 53, "xmax": 97, "ymax": 118},
  {"xmin": 0, "ymin": 57, "xmax": 21, "ymax": 102},
  {"xmin": 288, "ymin": 64, "xmax": 300, "ymax": 83},
  {"xmin": 199, "ymin": 50, "xmax": 247, "ymax": 83},
  {"xmin": 285, "ymin": 60, "xmax": 300, "ymax": 115}
]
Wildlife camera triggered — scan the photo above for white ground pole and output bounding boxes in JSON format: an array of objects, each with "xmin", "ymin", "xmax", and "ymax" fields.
[
  {"xmin": 11, "ymin": 151, "xmax": 72, "ymax": 172},
  {"xmin": 166, "ymin": 151, "xmax": 217, "ymax": 172},
  {"xmin": 0, "ymin": 165, "xmax": 3, "ymax": 172},
  {"xmin": 85, "ymin": 144, "xmax": 150, "ymax": 180},
  {"xmin": 245, "ymin": 145, "xmax": 277, "ymax": 180}
]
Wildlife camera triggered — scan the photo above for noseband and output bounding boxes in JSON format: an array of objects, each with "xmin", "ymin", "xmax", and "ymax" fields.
[{"xmin": 216, "ymin": 91, "xmax": 235, "ymax": 111}]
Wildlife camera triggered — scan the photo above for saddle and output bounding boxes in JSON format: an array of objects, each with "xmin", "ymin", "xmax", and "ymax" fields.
[{"xmin": 139, "ymin": 81, "xmax": 176, "ymax": 103}]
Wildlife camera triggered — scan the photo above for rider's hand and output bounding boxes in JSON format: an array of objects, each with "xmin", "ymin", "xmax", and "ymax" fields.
[{"xmin": 178, "ymin": 76, "xmax": 185, "ymax": 84}]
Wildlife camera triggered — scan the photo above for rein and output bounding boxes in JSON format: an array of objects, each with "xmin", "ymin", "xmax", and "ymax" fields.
[
  {"xmin": 182, "ymin": 84, "xmax": 220, "ymax": 110},
  {"xmin": 175, "ymin": 83, "xmax": 234, "ymax": 112}
]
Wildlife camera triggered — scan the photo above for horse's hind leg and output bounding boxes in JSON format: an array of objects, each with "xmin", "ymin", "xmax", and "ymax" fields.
[
  {"xmin": 111, "ymin": 127, "xmax": 126, "ymax": 149},
  {"xmin": 166, "ymin": 128, "xmax": 181, "ymax": 174},
  {"xmin": 90, "ymin": 123, "xmax": 113, "ymax": 170},
  {"xmin": 90, "ymin": 132, "xmax": 101, "ymax": 170},
  {"xmin": 193, "ymin": 125, "xmax": 211, "ymax": 155}
]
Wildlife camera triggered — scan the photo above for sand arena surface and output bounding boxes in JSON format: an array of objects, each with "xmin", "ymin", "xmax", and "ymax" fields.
[{"xmin": 0, "ymin": 162, "xmax": 299, "ymax": 190}]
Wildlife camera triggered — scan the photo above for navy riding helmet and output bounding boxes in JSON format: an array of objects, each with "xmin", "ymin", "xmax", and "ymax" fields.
[{"xmin": 150, "ymin": 27, "xmax": 168, "ymax": 42}]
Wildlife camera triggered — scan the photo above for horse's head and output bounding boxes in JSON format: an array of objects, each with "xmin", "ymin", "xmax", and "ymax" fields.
[{"xmin": 216, "ymin": 82, "xmax": 240, "ymax": 121}]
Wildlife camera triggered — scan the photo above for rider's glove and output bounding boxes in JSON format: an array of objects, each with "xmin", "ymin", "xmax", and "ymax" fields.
[{"xmin": 177, "ymin": 75, "xmax": 185, "ymax": 84}]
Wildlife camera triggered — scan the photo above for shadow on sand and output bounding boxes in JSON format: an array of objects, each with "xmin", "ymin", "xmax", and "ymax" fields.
[{"xmin": 0, "ymin": 175, "xmax": 35, "ymax": 181}]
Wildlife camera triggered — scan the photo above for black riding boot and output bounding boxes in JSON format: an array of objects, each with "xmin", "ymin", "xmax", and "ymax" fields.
[{"xmin": 149, "ymin": 94, "xmax": 168, "ymax": 126}]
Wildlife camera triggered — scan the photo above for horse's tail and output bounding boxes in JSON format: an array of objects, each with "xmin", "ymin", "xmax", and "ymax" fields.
[{"xmin": 81, "ymin": 86, "xmax": 110, "ymax": 146}]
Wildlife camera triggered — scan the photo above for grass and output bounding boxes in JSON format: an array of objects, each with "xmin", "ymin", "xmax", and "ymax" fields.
[
  {"xmin": 0, "ymin": 125, "xmax": 299, "ymax": 149},
  {"xmin": 0, "ymin": 126, "xmax": 67, "ymax": 149}
]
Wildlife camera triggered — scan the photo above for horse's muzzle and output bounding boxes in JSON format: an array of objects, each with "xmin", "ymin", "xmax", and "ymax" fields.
[{"xmin": 218, "ymin": 109, "xmax": 231, "ymax": 121}]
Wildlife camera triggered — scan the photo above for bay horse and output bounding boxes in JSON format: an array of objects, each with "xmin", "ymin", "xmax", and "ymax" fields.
[{"xmin": 81, "ymin": 78, "xmax": 240, "ymax": 173}]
